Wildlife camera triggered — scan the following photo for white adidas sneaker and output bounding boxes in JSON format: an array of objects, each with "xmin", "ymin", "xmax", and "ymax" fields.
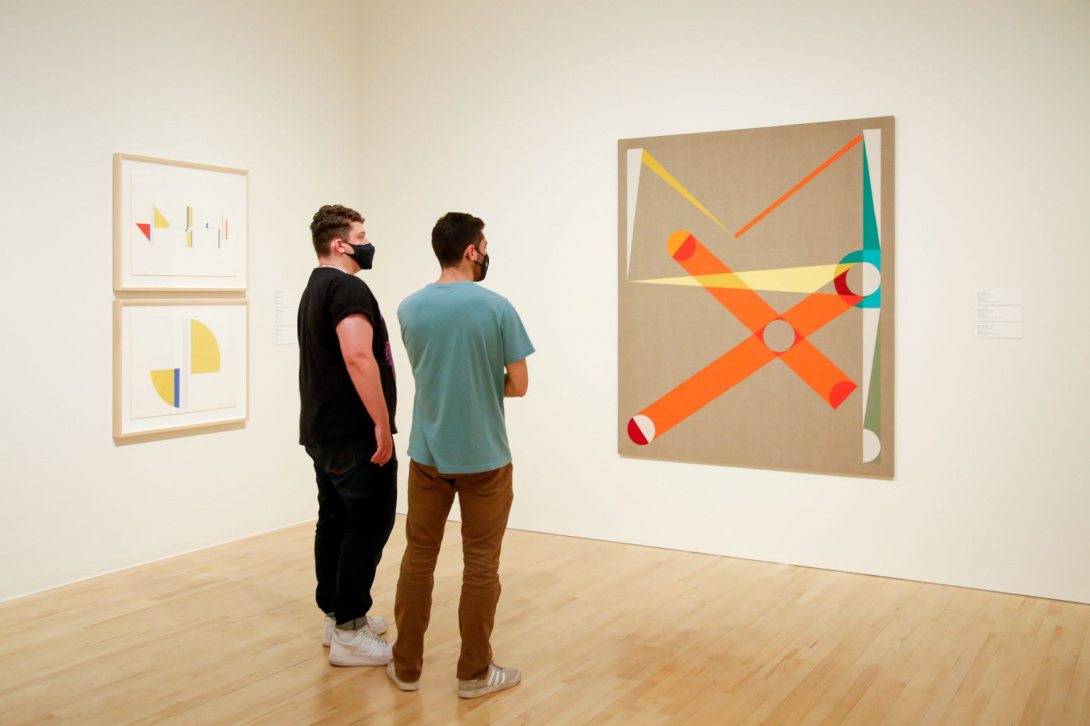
[
  {"xmin": 323, "ymin": 614, "xmax": 388, "ymax": 647},
  {"xmin": 329, "ymin": 625, "xmax": 393, "ymax": 666},
  {"xmin": 386, "ymin": 662, "xmax": 420, "ymax": 692},
  {"xmin": 457, "ymin": 662, "xmax": 521, "ymax": 699}
]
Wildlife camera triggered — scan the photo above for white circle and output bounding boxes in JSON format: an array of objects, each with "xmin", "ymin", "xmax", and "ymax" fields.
[
  {"xmin": 633, "ymin": 414, "xmax": 656, "ymax": 444},
  {"xmin": 860, "ymin": 262, "xmax": 882, "ymax": 297},
  {"xmin": 762, "ymin": 319, "xmax": 795, "ymax": 353},
  {"xmin": 863, "ymin": 429, "xmax": 881, "ymax": 463}
]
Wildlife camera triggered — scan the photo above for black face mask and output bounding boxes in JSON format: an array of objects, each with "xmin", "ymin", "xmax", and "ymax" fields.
[
  {"xmin": 344, "ymin": 242, "xmax": 375, "ymax": 270},
  {"xmin": 472, "ymin": 252, "xmax": 489, "ymax": 282}
]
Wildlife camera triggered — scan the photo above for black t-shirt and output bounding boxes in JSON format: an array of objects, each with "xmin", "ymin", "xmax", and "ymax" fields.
[{"xmin": 298, "ymin": 267, "xmax": 397, "ymax": 446}]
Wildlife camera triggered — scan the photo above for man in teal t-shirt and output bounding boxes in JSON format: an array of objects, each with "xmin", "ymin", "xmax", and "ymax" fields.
[{"xmin": 389, "ymin": 212, "xmax": 533, "ymax": 700}]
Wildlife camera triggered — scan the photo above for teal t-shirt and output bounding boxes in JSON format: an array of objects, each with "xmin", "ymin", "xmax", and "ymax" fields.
[{"xmin": 397, "ymin": 282, "xmax": 534, "ymax": 474}]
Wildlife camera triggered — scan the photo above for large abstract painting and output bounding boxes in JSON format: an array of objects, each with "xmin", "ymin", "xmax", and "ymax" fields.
[
  {"xmin": 114, "ymin": 154, "xmax": 248, "ymax": 291},
  {"xmin": 114, "ymin": 300, "xmax": 249, "ymax": 438},
  {"xmin": 618, "ymin": 117, "xmax": 894, "ymax": 478}
]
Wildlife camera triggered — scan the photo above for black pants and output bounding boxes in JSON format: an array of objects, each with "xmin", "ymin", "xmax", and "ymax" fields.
[{"xmin": 307, "ymin": 437, "xmax": 397, "ymax": 626}]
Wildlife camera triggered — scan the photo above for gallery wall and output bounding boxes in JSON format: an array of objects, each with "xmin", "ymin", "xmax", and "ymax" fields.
[
  {"xmin": 358, "ymin": 0, "xmax": 1090, "ymax": 603},
  {"xmin": 0, "ymin": 0, "xmax": 365, "ymax": 600},
  {"xmin": 2, "ymin": 0, "xmax": 1087, "ymax": 606}
]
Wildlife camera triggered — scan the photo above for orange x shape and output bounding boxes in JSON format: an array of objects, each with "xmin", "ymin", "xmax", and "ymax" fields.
[{"xmin": 628, "ymin": 231, "xmax": 861, "ymax": 446}]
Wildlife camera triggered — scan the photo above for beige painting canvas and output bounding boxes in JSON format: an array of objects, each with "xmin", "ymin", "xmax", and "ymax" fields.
[{"xmin": 618, "ymin": 117, "xmax": 894, "ymax": 478}]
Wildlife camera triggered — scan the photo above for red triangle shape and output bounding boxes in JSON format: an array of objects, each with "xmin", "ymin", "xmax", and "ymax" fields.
[{"xmin": 136, "ymin": 223, "xmax": 151, "ymax": 241}]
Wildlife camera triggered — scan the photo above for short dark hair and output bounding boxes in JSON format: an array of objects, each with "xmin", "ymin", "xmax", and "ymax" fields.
[
  {"xmin": 310, "ymin": 204, "xmax": 363, "ymax": 256},
  {"xmin": 431, "ymin": 212, "xmax": 484, "ymax": 268}
]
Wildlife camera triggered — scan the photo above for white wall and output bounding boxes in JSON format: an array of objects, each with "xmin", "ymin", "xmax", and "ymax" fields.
[
  {"xmin": 0, "ymin": 0, "xmax": 364, "ymax": 600},
  {"xmin": 360, "ymin": 0, "xmax": 1090, "ymax": 603},
  {"xmin": 3, "ymin": 0, "xmax": 1087, "ymax": 606}
]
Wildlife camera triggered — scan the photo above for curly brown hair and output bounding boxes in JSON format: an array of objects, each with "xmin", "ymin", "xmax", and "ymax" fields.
[{"xmin": 310, "ymin": 204, "xmax": 364, "ymax": 256}]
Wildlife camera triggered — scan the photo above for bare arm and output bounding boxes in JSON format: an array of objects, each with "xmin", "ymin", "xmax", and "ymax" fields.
[
  {"xmin": 504, "ymin": 358, "xmax": 528, "ymax": 398},
  {"xmin": 336, "ymin": 314, "xmax": 393, "ymax": 465}
]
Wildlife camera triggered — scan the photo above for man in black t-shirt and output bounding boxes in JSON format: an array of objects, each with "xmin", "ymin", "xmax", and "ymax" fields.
[{"xmin": 298, "ymin": 204, "xmax": 397, "ymax": 667}]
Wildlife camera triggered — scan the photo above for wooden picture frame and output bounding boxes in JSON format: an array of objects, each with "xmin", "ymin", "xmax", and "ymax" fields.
[
  {"xmin": 114, "ymin": 299, "xmax": 249, "ymax": 438},
  {"xmin": 114, "ymin": 154, "xmax": 249, "ymax": 291}
]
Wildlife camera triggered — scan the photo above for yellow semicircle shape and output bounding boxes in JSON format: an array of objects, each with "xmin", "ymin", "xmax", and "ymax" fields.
[
  {"xmin": 191, "ymin": 320, "xmax": 221, "ymax": 374},
  {"xmin": 151, "ymin": 369, "xmax": 176, "ymax": 406}
]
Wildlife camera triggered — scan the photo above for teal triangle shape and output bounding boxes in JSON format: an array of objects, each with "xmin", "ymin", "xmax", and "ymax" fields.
[{"xmin": 863, "ymin": 144, "xmax": 880, "ymax": 253}]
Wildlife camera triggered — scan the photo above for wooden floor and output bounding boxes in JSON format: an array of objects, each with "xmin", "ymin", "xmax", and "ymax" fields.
[{"xmin": 1, "ymin": 519, "xmax": 1088, "ymax": 725}]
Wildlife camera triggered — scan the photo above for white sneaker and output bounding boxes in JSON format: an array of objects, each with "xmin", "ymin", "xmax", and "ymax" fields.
[
  {"xmin": 458, "ymin": 662, "xmax": 521, "ymax": 699},
  {"xmin": 329, "ymin": 625, "xmax": 393, "ymax": 666},
  {"xmin": 386, "ymin": 662, "xmax": 420, "ymax": 691},
  {"xmin": 323, "ymin": 614, "xmax": 388, "ymax": 646}
]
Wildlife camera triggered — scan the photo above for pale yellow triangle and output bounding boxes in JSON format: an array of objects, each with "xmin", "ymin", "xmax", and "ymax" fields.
[
  {"xmin": 153, "ymin": 207, "xmax": 170, "ymax": 228},
  {"xmin": 632, "ymin": 264, "xmax": 845, "ymax": 294},
  {"xmin": 634, "ymin": 274, "xmax": 742, "ymax": 289},
  {"xmin": 735, "ymin": 264, "xmax": 842, "ymax": 293}
]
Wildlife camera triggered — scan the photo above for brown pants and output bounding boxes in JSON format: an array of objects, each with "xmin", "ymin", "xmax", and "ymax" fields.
[{"xmin": 392, "ymin": 460, "xmax": 514, "ymax": 681}]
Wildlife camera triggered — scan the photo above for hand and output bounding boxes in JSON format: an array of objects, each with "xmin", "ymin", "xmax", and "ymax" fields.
[{"xmin": 372, "ymin": 423, "xmax": 393, "ymax": 465}]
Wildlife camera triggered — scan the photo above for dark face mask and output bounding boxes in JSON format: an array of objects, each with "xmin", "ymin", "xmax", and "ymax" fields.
[
  {"xmin": 344, "ymin": 242, "xmax": 375, "ymax": 270},
  {"xmin": 472, "ymin": 251, "xmax": 489, "ymax": 281}
]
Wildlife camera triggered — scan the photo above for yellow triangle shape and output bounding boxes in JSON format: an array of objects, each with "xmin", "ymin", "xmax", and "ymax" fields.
[
  {"xmin": 154, "ymin": 207, "xmax": 170, "ymax": 229},
  {"xmin": 631, "ymin": 264, "xmax": 845, "ymax": 294},
  {"xmin": 735, "ymin": 264, "xmax": 842, "ymax": 293},
  {"xmin": 642, "ymin": 150, "xmax": 732, "ymax": 235}
]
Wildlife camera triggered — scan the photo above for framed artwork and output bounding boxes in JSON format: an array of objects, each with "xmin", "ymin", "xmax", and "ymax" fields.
[
  {"xmin": 114, "ymin": 299, "xmax": 249, "ymax": 438},
  {"xmin": 114, "ymin": 154, "xmax": 249, "ymax": 291},
  {"xmin": 618, "ymin": 117, "xmax": 895, "ymax": 478}
]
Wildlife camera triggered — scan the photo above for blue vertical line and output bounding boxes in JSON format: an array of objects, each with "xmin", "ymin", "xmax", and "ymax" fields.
[{"xmin": 173, "ymin": 368, "xmax": 180, "ymax": 408}]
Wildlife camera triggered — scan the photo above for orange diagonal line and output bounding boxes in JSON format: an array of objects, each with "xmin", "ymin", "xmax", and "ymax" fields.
[
  {"xmin": 638, "ymin": 336, "xmax": 778, "ymax": 440},
  {"xmin": 778, "ymin": 339, "xmax": 857, "ymax": 409},
  {"xmin": 668, "ymin": 230, "xmax": 779, "ymax": 333},
  {"xmin": 734, "ymin": 135, "xmax": 863, "ymax": 239},
  {"xmin": 780, "ymin": 291, "xmax": 862, "ymax": 338}
]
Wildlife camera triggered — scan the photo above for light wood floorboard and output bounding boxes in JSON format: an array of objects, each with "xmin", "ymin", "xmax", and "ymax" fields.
[{"xmin": 1, "ymin": 518, "xmax": 1088, "ymax": 725}]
